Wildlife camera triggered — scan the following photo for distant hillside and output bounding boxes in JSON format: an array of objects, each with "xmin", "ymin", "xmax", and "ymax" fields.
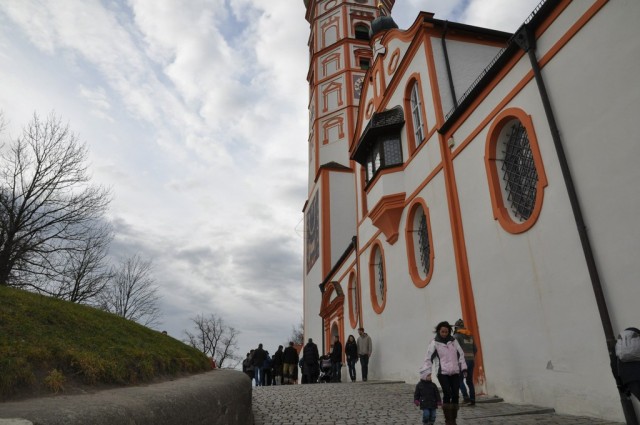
[{"xmin": 0, "ymin": 285, "xmax": 211, "ymax": 401}]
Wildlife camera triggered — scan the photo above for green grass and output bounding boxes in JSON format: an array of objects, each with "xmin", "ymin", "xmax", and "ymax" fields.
[{"xmin": 0, "ymin": 285, "xmax": 211, "ymax": 400}]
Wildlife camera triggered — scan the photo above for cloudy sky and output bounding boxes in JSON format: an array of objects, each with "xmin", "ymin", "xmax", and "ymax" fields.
[{"xmin": 0, "ymin": 0, "xmax": 540, "ymax": 365}]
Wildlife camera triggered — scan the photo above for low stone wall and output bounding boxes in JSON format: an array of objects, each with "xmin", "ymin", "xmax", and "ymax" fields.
[{"xmin": 0, "ymin": 370, "xmax": 253, "ymax": 425}]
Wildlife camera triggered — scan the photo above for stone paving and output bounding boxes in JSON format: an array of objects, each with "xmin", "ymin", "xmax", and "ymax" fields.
[{"xmin": 251, "ymin": 381, "xmax": 625, "ymax": 425}]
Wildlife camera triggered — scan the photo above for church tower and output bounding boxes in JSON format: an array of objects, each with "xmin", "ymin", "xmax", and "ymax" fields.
[{"xmin": 302, "ymin": 0, "xmax": 395, "ymax": 349}]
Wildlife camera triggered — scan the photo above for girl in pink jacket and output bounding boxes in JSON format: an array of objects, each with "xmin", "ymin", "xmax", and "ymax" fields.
[{"xmin": 419, "ymin": 321, "xmax": 467, "ymax": 423}]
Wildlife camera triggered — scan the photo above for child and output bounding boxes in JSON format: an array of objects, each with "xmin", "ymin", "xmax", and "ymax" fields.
[{"xmin": 414, "ymin": 377, "xmax": 442, "ymax": 425}]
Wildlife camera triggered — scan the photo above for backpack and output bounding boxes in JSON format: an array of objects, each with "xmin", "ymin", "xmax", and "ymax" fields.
[{"xmin": 615, "ymin": 327, "xmax": 640, "ymax": 362}]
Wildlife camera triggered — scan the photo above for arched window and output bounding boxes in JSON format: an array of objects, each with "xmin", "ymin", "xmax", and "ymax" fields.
[
  {"xmin": 410, "ymin": 82, "xmax": 424, "ymax": 143},
  {"xmin": 348, "ymin": 271, "xmax": 359, "ymax": 328},
  {"xmin": 368, "ymin": 241, "xmax": 387, "ymax": 313},
  {"xmin": 405, "ymin": 199, "xmax": 434, "ymax": 288},
  {"xmin": 355, "ymin": 24, "xmax": 370, "ymax": 41},
  {"xmin": 485, "ymin": 108, "xmax": 547, "ymax": 234},
  {"xmin": 404, "ymin": 77, "xmax": 426, "ymax": 154}
]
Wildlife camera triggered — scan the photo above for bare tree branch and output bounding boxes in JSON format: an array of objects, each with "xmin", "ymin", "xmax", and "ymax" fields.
[
  {"xmin": 185, "ymin": 313, "xmax": 242, "ymax": 369},
  {"xmin": 0, "ymin": 112, "xmax": 111, "ymax": 287},
  {"xmin": 100, "ymin": 254, "xmax": 162, "ymax": 328},
  {"xmin": 290, "ymin": 317, "xmax": 304, "ymax": 346}
]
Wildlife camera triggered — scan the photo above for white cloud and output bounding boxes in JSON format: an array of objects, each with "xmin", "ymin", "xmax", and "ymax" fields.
[{"xmin": 0, "ymin": 0, "xmax": 536, "ymax": 363}]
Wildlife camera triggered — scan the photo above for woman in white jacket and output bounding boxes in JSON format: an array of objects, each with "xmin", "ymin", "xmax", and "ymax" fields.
[{"xmin": 419, "ymin": 321, "xmax": 467, "ymax": 424}]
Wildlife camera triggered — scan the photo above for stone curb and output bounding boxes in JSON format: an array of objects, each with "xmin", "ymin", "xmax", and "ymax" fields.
[{"xmin": 0, "ymin": 369, "xmax": 252, "ymax": 425}]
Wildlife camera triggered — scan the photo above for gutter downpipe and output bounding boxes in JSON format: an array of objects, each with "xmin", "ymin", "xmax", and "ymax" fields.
[
  {"xmin": 514, "ymin": 24, "xmax": 637, "ymax": 425},
  {"xmin": 441, "ymin": 21, "xmax": 458, "ymax": 109}
]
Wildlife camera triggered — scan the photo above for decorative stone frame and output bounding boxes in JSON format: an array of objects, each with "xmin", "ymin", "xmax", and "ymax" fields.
[
  {"xmin": 484, "ymin": 108, "xmax": 547, "ymax": 234},
  {"xmin": 404, "ymin": 198, "xmax": 435, "ymax": 288},
  {"xmin": 368, "ymin": 240, "xmax": 387, "ymax": 314}
]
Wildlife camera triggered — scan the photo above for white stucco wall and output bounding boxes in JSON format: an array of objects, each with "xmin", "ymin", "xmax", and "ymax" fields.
[
  {"xmin": 330, "ymin": 171, "xmax": 357, "ymax": 267},
  {"xmin": 443, "ymin": 2, "xmax": 639, "ymax": 419},
  {"xmin": 432, "ymin": 37, "xmax": 505, "ymax": 117}
]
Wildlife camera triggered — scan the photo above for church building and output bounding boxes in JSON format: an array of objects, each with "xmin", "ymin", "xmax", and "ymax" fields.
[{"xmin": 301, "ymin": 0, "xmax": 640, "ymax": 421}]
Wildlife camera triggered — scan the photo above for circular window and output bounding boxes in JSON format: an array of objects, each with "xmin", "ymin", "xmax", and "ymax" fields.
[
  {"xmin": 405, "ymin": 199, "xmax": 434, "ymax": 288},
  {"xmin": 485, "ymin": 108, "xmax": 548, "ymax": 234}
]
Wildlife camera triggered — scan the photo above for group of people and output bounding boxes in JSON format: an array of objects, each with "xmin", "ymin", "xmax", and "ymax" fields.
[
  {"xmin": 242, "ymin": 341, "xmax": 301, "ymax": 386},
  {"xmin": 415, "ymin": 320, "xmax": 640, "ymax": 425},
  {"xmin": 299, "ymin": 327, "xmax": 373, "ymax": 384},
  {"xmin": 415, "ymin": 319, "xmax": 476, "ymax": 425},
  {"xmin": 245, "ymin": 318, "xmax": 640, "ymax": 425},
  {"xmin": 243, "ymin": 327, "xmax": 374, "ymax": 386}
]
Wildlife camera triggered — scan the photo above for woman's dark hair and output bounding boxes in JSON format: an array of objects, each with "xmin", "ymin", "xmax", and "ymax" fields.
[
  {"xmin": 347, "ymin": 334, "xmax": 356, "ymax": 342},
  {"xmin": 434, "ymin": 321, "xmax": 452, "ymax": 334}
]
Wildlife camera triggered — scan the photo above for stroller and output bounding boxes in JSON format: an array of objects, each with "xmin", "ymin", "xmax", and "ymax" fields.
[{"xmin": 318, "ymin": 355, "xmax": 333, "ymax": 383}]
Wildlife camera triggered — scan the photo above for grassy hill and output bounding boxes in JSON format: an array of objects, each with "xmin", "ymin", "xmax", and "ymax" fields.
[{"xmin": 0, "ymin": 285, "xmax": 211, "ymax": 401}]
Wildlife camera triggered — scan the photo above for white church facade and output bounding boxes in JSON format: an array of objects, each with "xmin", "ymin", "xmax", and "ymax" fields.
[{"xmin": 301, "ymin": 0, "xmax": 640, "ymax": 421}]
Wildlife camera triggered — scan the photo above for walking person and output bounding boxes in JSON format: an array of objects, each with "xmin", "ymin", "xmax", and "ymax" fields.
[
  {"xmin": 331, "ymin": 335, "xmax": 343, "ymax": 382},
  {"xmin": 243, "ymin": 350, "xmax": 255, "ymax": 382},
  {"xmin": 357, "ymin": 327, "xmax": 372, "ymax": 381},
  {"xmin": 252, "ymin": 343, "xmax": 267, "ymax": 386},
  {"xmin": 414, "ymin": 376, "xmax": 442, "ymax": 425},
  {"xmin": 453, "ymin": 319, "xmax": 477, "ymax": 405},
  {"xmin": 262, "ymin": 351, "xmax": 272, "ymax": 386},
  {"xmin": 272, "ymin": 345, "xmax": 284, "ymax": 385},
  {"xmin": 615, "ymin": 327, "xmax": 640, "ymax": 401},
  {"xmin": 282, "ymin": 341, "xmax": 299, "ymax": 385},
  {"xmin": 420, "ymin": 321, "xmax": 467, "ymax": 425},
  {"xmin": 303, "ymin": 338, "xmax": 320, "ymax": 384},
  {"xmin": 345, "ymin": 334, "xmax": 358, "ymax": 382}
]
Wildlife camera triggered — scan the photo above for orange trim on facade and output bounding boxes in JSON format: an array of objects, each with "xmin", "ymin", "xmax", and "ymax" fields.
[
  {"xmin": 405, "ymin": 198, "xmax": 435, "ymax": 288},
  {"xmin": 319, "ymin": 280, "xmax": 345, "ymax": 358},
  {"xmin": 485, "ymin": 108, "xmax": 548, "ymax": 234},
  {"xmin": 347, "ymin": 270, "xmax": 359, "ymax": 329},
  {"xmin": 321, "ymin": 172, "xmax": 332, "ymax": 277},
  {"xmin": 368, "ymin": 192, "xmax": 406, "ymax": 244},
  {"xmin": 426, "ymin": 28, "xmax": 486, "ymax": 391},
  {"xmin": 368, "ymin": 240, "xmax": 387, "ymax": 314},
  {"xmin": 404, "ymin": 73, "xmax": 429, "ymax": 156}
]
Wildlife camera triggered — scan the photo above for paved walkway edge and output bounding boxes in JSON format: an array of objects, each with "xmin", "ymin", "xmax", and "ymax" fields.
[{"xmin": 0, "ymin": 369, "xmax": 253, "ymax": 425}]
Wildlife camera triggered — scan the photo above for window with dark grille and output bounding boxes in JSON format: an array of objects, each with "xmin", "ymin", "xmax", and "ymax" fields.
[
  {"xmin": 418, "ymin": 212, "xmax": 431, "ymax": 276},
  {"xmin": 365, "ymin": 135, "xmax": 402, "ymax": 182},
  {"xmin": 375, "ymin": 251, "xmax": 385, "ymax": 303},
  {"xmin": 500, "ymin": 122, "xmax": 538, "ymax": 221},
  {"xmin": 355, "ymin": 24, "xmax": 370, "ymax": 40}
]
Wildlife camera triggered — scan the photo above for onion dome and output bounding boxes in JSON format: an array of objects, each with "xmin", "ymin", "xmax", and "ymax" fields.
[{"xmin": 369, "ymin": 14, "xmax": 398, "ymax": 38}]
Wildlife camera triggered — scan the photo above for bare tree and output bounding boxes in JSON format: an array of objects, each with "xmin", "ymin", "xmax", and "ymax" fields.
[
  {"xmin": 0, "ymin": 113, "xmax": 110, "ymax": 287},
  {"xmin": 53, "ymin": 221, "xmax": 114, "ymax": 303},
  {"xmin": 100, "ymin": 254, "xmax": 161, "ymax": 327},
  {"xmin": 185, "ymin": 313, "xmax": 242, "ymax": 369},
  {"xmin": 290, "ymin": 317, "xmax": 304, "ymax": 345}
]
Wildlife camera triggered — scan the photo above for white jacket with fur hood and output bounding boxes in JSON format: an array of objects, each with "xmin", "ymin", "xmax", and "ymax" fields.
[{"xmin": 419, "ymin": 335, "xmax": 467, "ymax": 379}]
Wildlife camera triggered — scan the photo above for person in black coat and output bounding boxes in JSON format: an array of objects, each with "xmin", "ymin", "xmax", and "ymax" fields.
[
  {"xmin": 330, "ymin": 335, "xmax": 343, "ymax": 382},
  {"xmin": 414, "ymin": 378, "xmax": 442, "ymax": 425},
  {"xmin": 272, "ymin": 345, "xmax": 284, "ymax": 385},
  {"xmin": 282, "ymin": 341, "xmax": 299, "ymax": 384},
  {"xmin": 252, "ymin": 343, "xmax": 266, "ymax": 386},
  {"xmin": 345, "ymin": 334, "xmax": 358, "ymax": 382},
  {"xmin": 303, "ymin": 338, "xmax": 320, "ymax": 384}
]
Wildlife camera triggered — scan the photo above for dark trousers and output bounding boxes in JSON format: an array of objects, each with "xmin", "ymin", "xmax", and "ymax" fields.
[
  {"xmin": 332, "ymin": 361, "xmax": 342, "ymax": 382},
  {"xmin": 359, "ymin": 354, "xmax": 369, "ymax": 381},
  {"xmin": 438, "ymin": 373, "xmax": 461, "ymax": 404},
  {"xmin": 347, "ymin": 358, "xmax": 357, "ymax": 381},
  {"xmin": 460, "ymin": 359, "xmax": 475, "ymax": 401}
]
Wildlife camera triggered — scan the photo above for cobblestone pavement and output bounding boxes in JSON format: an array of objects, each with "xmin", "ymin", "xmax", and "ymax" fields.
[{"xmin": 251, "ymin": 381, "xmax": 624, "ymax": 425}]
